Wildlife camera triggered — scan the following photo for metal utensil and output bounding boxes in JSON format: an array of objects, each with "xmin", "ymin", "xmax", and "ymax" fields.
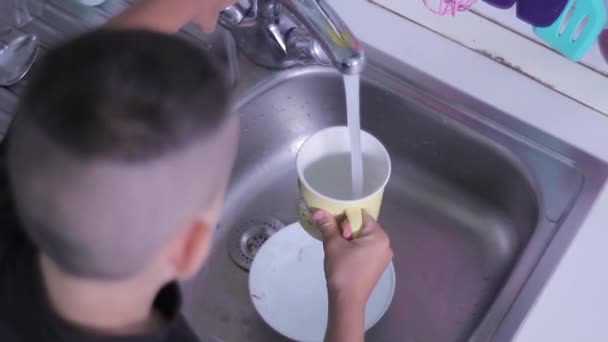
[
  {"xmin": 534, "ymin": 0, "xmax": 607, "ymax": 61},
  {"xmin": 0, "ymin": 0, "xmax": 44, "ymax": 86},
  {"xmin": 0, "ymin": 28, "xmax": 37, "ymax": 86}
]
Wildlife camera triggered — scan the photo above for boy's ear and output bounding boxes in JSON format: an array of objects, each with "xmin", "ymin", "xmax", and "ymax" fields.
[
  {"xmin": 168, "ymin": 191, "xmax": 224, "ymax": 280},
  {"xmin": 169, "ymin": 170, "xmax": 224, "ymax": 280},
  {"xmin": 170, "ymin": 217, "xmax": 213, "ymax": 280}
]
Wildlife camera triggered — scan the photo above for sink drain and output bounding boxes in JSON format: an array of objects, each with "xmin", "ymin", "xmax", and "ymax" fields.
[{"xmin": 228, "ymin": 217, "xmax": 285, "ymax": 270}]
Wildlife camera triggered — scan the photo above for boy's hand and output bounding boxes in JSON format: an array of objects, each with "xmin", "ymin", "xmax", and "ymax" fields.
[
  {"xmin": 107, "ymin": 0, "xmax": 236, "ymax": 34},
  {"xmin": 193, "ymin": 0, "xmax": 236, "ymax": 33},
  {"xmin": 313, "ymin": 210, "xmax": 393, "ymax": 306}
]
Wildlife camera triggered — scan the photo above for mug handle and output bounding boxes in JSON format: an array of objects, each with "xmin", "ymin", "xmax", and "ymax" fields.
[{"xmin": 344, "ymin": 207, "xmax": 363, "ymax": 238}]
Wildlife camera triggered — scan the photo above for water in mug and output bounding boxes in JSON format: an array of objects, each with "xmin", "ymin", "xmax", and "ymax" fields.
[
  {"xmin": 344, "ymin": 75, "xmax": 364, "ymax": 198},
  {"xmin": 304, "ymin": 152, "xmax": 381, "ymax": 201}
]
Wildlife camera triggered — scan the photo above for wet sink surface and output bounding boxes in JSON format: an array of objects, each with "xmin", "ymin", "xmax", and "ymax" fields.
[{"xmin": 181, "ymin": 48, "xmax": 607, "ymax": 342}]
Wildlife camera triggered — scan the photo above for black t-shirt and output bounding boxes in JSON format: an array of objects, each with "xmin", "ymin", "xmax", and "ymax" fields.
[{"xmin": 0, "ymin": 143, "xmax": 201, "ymax": 342}]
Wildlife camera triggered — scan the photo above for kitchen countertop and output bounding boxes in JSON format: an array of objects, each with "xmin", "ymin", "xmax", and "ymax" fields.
[
  {"xmin": 326, "ymin": 0, "xmax": 608, "ymax": 340},
  {"xmin": 369, "ymin": 0, "xmax": 608, "ymax": 115}
]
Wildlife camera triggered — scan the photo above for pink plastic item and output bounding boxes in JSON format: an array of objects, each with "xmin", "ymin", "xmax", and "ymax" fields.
[{"xmin": 423, "ymin": 0, "xmax": 478, "ymax": 16}]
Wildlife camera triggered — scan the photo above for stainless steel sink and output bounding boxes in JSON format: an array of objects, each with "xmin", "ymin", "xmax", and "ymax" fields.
[{"xmin": 180, "ymin": 47, "xmax": 608, "ymax": 342}]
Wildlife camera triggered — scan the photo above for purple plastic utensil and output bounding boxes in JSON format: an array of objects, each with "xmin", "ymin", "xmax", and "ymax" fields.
[
  {"xmin": 600, "ymin": 30, "xmax": 608, "ymax": 64},
  {"xmin": 483, "ymin": 0, "xmax": 569, "ymax": 28},
  {"xmin": 517, "ymin": 0, "xmax": 569, "ymax": 27},
  {"xmin": 482, "ymin": 0, "xmax": 516, "ymax": 9}
]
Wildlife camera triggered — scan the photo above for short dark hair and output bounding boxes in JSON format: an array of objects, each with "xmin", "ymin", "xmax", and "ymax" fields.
[
  {"xmin": 18, "ymin": 29, "xmax": 230, "ymax": 162},
  {"xmin": 7, "ymin": 29, "xmax": 236, "ymax": 279}
]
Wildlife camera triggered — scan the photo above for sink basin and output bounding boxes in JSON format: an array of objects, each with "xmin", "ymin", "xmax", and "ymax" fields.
[{"xmin": 181, "ymin": 46, "xmax": 607, "ymax": 342}]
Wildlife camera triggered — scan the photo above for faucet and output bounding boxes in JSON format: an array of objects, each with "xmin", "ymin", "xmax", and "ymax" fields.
[{"xmin": 219, "ymin": 0, "xmax": 365, "ymax": 75}]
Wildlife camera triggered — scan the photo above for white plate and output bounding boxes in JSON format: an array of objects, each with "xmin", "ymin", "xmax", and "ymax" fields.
[{"xmin": 249, "ymin": 222, "xmax": 395, "ymax": 342}]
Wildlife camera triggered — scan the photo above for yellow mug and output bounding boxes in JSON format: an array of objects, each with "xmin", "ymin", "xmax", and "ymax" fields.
[{"xmin": 296, "ymin": 126, "xmax": 391, "ymax": 240}]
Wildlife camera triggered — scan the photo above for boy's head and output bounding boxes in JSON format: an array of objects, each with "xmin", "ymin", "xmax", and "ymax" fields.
[{"xmin": 7, "ymin": 29, "xmax": 238, "ymax": 281}]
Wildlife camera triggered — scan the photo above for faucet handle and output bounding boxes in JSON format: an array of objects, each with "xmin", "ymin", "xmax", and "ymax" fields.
[
  {"xmin": 220, "ymin": 1, "xmax": 253, "ymax": 29},
  {"xmin": 285, "ymin": 27, "xmax": 331, "ymax": 65},
  {"xmin": 268, "ymin": 24, "xmax": 287, "ymax": 53}
]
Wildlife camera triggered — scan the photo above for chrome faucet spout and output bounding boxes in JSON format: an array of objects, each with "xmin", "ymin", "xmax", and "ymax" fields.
[{"xmin": 276, "ymin": 0, "xmax": 364, "ymax": 75}]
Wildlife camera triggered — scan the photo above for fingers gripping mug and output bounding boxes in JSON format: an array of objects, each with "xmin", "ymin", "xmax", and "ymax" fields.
[{"xmin": 296, "ymin": 126, "xmax": 391, "ymax": 240}]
